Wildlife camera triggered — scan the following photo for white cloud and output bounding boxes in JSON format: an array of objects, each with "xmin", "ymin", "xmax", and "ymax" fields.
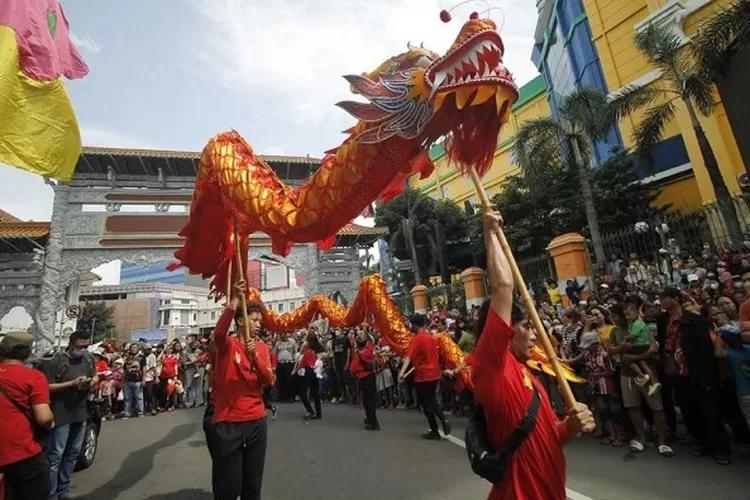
[
  {"xmin": 191, "ymin": 0, "xmax": 539, "ymax": 124},
  {"xmin": 69, "ymin": 32, "xmax": 101, "ymax": 54},
  {"xmin": 92, "ymin": 260, "xmax": 121, "ymax": 285}
]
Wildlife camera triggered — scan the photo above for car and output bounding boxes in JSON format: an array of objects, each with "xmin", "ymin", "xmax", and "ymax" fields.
[{"xmin": 76, "ymin": 398, "xmax": 104, "ymax": 471}]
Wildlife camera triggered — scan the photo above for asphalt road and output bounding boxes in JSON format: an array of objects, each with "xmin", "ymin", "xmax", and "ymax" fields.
[{"xmin": 71, "ymin": 403, "xmax": 750, "ymax": 500}]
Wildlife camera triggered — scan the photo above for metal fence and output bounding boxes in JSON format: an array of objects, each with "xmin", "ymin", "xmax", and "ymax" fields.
[
  {"xmin": 517, "ymin": 253, "xmax": 557, "ymax": 295},
  {"xmin": 592, "ymin": 197, "xmax": 750, "ymax": 268},
  {"xmin": 426, "ymin": 281, "xmax": 467, "ymax": 313}
]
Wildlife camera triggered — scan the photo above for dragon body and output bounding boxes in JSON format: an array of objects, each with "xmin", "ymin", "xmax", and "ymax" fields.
[{"xmin": 173, "ymin": 16, "xmax": 519, "ymax": 289}]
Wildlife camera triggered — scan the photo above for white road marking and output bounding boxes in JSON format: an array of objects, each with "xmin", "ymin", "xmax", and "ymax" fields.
[{"xmin": 439, "ymin": 431, "xmax": 597, "ymax": 500}]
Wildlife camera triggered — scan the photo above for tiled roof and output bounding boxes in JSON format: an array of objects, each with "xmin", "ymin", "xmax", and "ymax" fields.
[
  {"xmin": 338, "ymin": 223, "xmax": 388, "ymax": 236},
  {"xmin": 81, "ymin": 146, "xmax": 321, "ymax": 164},
  {"xmin": 0, "ymin": 222, "xmax": 50, "ymax": 239},
  {"xmin": 0, "ymin": 209, "xmax": 21, "ymax": 223}
]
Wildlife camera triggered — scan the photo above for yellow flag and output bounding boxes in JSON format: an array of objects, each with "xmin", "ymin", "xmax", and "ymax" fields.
[{"xmin": 0, "ymin": 26, "xmax": 82, "ymax": 181}]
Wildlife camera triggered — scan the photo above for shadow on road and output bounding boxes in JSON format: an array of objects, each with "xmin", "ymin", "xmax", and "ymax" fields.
[
  {"xmin": 83, "ymin": 422, "xmax": 198, "ymax": 500},
  {"xmin": 142, "ymin": 489, "xmax": 213, "ymax": 500}
]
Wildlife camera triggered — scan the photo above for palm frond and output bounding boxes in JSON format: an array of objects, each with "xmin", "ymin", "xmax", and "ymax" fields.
[
  {"xmin": 609, "ymin": 84, "xmax": 663, "ymax": 119},
  {"xmin": 682, "ymin": 72, "xmax": 715, "ymax": 116},
  {"xmin": 513, "ymin": 117, "xmax": 564, "ymax": 170},
  {"xmin": 559, "ymin": 88, "xmax": 613, "ymax": 140},
  {"xmin": 694, "ymin": 0, "xmax": 750, "ymax": 79},
  {"xmin": 632, "ymin": 99, "xmax": 678, "ymax": 160},
  {"xmin": 635, "ymin": 24, "xmax": 691, "ymax": 77}
]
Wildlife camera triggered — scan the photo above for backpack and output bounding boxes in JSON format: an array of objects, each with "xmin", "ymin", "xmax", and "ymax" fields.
[
  {"xmin": 465, "ymin": 387, "xmax": 540, "ymax": 484},
  {"xmin": 125, "ymin": 359, "xmax": 142, "ymax": 382}
]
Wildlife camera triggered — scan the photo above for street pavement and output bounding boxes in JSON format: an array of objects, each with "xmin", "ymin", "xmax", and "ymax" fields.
[{"xmin": 71, "ymin": 403, "xmax": 749, "ymax": 500}]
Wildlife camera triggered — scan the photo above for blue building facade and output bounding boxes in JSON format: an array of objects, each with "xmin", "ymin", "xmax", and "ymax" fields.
[{"xmin": 120, "ymin": 262, "xmax": 186, "ymax": 285}]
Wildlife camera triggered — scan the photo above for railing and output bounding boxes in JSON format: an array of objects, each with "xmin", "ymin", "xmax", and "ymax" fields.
[
  {"xmin": 517, "ymin": 253, "xmax": 557, "ymax": 294},
  {"xmin": 591, "ymin": 197, "xmax": 750, "ymax": 268}
]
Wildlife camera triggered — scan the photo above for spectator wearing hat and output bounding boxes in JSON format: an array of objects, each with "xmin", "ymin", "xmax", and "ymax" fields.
[
  {"xmin": 657, "ymin": 287, "xmax": 731, "ymax": 465},
  {"xmin": 0, "ymin": 332, "xmax": 54, "ymax": 500}
]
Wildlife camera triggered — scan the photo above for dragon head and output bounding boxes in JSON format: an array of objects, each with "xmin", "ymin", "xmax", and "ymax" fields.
[{"xmin": 337, "ymin": 15, "xmax": 519, "ymax": 176}]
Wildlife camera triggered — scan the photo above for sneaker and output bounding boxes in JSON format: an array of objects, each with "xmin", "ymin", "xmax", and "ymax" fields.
[
  {"xmin": 303, "ymin": 413, "xmax": 315, "ymax": 420},
  {"xmin": 331, "ymin": 398, "xmax": 338, "ymax": 404},
  {"xmin": 422, "ymin": 431, "xmax": 441, "ymax": 440},
  {"xmin": 365, "ymin": 423, "xmax": 381, "ymax": 431},
  {"xmin": 647, "ymin": 382, "xmax": 662, "ymax": 397},
  {"xmin": 635, "ymin": 375, "xmax": 650, "ymax": 387},
  {"xmin": 271, "ymin": 406, "xmax": 277, "ymax": 419}
]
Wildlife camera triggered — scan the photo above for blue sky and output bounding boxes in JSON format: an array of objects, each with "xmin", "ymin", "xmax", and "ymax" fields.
[{"xmin": 0, "ymin": 0, "xmax": 539, "ymax": 282}]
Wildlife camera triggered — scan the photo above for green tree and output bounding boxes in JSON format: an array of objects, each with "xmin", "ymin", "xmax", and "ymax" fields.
[
  {"xmin": 513, "ymin": 88, "xmax": 635, "ymax": 264},
  {"xmin": 78, "ymin": 301, "xmax": 116, "ymax": 342},
  {"xmin": 375, "ymin": 188, "xmax": 469, "ymax": 284},
  {"xmin": 694, "ymin": 0, "xmax": 750, "ymax": 81},
  {"xmin": 471, "ymin": 149, "xmax": 664, "ymax": 258},
  {"xmin": 612, "ymin": 23, "xmax": 743, "ymax": 246}
]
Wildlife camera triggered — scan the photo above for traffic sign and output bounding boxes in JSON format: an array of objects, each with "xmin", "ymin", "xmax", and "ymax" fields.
[{"xmin": 65, "ymin": 305, "xmax": 81, "ymax": 319}]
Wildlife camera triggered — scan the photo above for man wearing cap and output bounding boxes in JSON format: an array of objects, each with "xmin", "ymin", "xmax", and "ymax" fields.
[
  {"xmin": 0, "ymin": 332, "xmax": 54, "ymax": 500},
  {"xmin": 657, "ymin": 286, "xmax": 731, "ymax": 465}
]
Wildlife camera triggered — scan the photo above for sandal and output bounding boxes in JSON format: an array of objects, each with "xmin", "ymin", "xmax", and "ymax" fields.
[
  {"xmin": 629, "ymin": 439, "xmax": 645, "ymax": 453},
  {"xmin": 658, "ymin": 444, "xmax": 674, "ymax": 457},
  {"xmin": 715, "ymin": 454, "xmax": 731, "ymax": 466}
]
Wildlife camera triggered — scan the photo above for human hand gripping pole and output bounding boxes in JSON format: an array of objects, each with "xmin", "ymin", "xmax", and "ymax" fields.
[{"xmin": 468, "ymin": 166, "xmax": 577, "ymax": 411}]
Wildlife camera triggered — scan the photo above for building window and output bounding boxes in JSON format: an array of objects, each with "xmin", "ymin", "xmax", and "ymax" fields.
[
  {"xmin": 470, "ymin": 195, "xmax": 478, "ymax": 206},
  {"xmin": 289, "ymin": 301, "xmax": 296, "ymax": 310},
  {"xmin": 180, "ymin": 310, "xmax": 190, "ymax": 325},
  {"xmin": 210, "ymin": 311, "xmax": 216, "ymax": 321},
  {"xmin": 441, "ymin": 185, "xmax": 450, "ymax": 199},
  {"xmin": 181, "ymin": 299, "xmax": 190, "ymax": 305},
  {"xmin": 277, "ymin": 303, "xmax": 284, "ymax": 312},
  {"xmin": 193, "ymin": 313, "xmax": 197, "ymax": 322},
  {"xmin": 430, "ymin": 191, "xmax": 439, "ymax": 200},
  {"xmin": 162, "ymin": 310, "xmax": 170, "ymax": 326},
  {"xmin": 162, "ymin": 299, "xmax": 171, "ymax": 305}
]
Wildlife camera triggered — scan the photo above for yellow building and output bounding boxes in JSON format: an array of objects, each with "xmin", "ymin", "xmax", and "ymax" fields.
[{"xmin": 410, "ymin": 0, "xmax": 747, "ymax": 213}]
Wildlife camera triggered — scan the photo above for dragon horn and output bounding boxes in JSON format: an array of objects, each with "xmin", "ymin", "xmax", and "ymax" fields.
[
  {"xmin": 420, "ymin": 42, "xmax": 424, "ymax": 48},
  {"xmin": 407, "ymin": 41, "xmax": 413, "ymax": 49}
]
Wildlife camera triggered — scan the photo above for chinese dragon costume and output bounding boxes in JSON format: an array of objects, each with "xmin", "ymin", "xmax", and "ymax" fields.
[{"xmin": 171, "ymin": 14, "xmax": 582, "ymax": 386}]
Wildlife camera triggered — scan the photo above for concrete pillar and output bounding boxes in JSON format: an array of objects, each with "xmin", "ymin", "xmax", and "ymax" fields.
[
  {"xmin": 546, "ymin": 233, "xmax": 591, "ymax": 306},
  {"xmin": 411, "ymin": 284, "xmax": 428, "ymax": 314},
  {"xmin": 460, "ymin": 267, "xmax": 486, "ymax": 309}
]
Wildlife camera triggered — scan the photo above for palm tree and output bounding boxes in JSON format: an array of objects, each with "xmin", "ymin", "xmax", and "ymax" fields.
[
  {"xmin": 611, "ymin": 23, "xmax": 743, "ymax": 246},
  {"xmin": 513, "ymin": 88, "xmax": 624, "ymax": 264}
]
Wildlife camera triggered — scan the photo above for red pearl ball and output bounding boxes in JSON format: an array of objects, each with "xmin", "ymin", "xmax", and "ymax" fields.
[
  {"xmin": 440, "ymin": 9, "xmax": 452, "ymax": 23},
  {"xmin": 469, "ymin": 11, "xmax": 479, "ymax": 20}
]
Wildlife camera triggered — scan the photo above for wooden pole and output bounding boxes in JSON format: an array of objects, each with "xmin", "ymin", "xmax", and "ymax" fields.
[
  {"xmin": 233, "ymin": 221, "xmax": 252, "ymax": 343},
  {"xmin": 226, "ymin": 257, "xmax": 233, "ymax": 302},
  {"xmin": 468, "ymin": 166, "xmax": 576, "ymax": 410}
]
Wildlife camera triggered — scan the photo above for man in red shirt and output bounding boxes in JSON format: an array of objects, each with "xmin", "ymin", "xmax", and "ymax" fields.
[
  {"xmin": 472, "ymin": 208, "xmax": 594, "ymax": 500},
  {"xmin": 211, "ymin": 292, "xmax": 275, "ymax": 500},
  {"xmin": 399, "ymin": 313, "xmax": 451, "ymax": 439},
  {"xmin": 0, "ymin": 331, "xmax": 54, "ymax": 500}
]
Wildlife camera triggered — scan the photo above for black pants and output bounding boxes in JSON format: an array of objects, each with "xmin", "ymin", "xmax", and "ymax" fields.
[
  {"xmin": 144, "ymin": 380, "xmax": 156, "ymax": 413},
  {"xmin": 277, "ymin": 363, "xmax": 295, "ymax": 402},
  {"xmin": 719, "ymin": 377, "xmax": 750, "ymax": 442},
  {"xmin": 334, "ymin": 358, "xmax": 347, "ymax": 399},
  {"xmin": 262, "ymin": 388, "xmax": 274, "ymax": 410},
  {"xmin": 212, "ymin": 418, "xmax": 268, "ymax": 500},
  {"xmin": 299, "ymin": 369, "xmax": 321, "ymax": 417},
  {"xmin": 674, "ymin": 377, "xmax": 730, "ymax": 455},
  {"xmin": 415, "ymin": 380, "xmax": 446, "ymax": 433},
  {"xmin": 203, "ymin": 403, "xmax": 216, "ymax": 460},
  {"xmin": 0, "ymin": 452, "xmax": 50, "ymax": 500},
  {"xmin": 360, "ymin": 374, "xmax": 378, "ymax": 426}
]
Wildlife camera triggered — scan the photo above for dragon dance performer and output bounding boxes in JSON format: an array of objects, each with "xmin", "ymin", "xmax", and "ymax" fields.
[
  {"xmin": 399, "ymin": 314, "xmax": 452, "ymax": 440},
  {"xmin": 210, "ymin": 289, "xmax": 275, "ymax": 500},
  {"xmin": 470, "ymin": 207, "xmax": 595, "ymax": 500}
]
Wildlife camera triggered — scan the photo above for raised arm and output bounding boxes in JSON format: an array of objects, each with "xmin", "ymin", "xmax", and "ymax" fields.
[
  {"xmin": 213, "ymin": 296, "xmax": 239, "ymax": 352},
  {"xmin": 485, "ymin": 208, "xmax": 513, "ymax": 323}
]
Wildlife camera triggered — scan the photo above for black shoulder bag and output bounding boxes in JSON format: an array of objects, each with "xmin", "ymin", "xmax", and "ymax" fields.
[
  {"xmin": 465, "ymin": 387, "xmax": 540, "ymax": 484},
  {"xmin": 0, "ymin": 382, "xmax": 51, "ymax": 445}
]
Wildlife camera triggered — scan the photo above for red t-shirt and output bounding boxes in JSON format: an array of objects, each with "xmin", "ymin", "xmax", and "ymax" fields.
[
  {"xmin": 270, "ymin": 350, "xmax": 278, "ymax": 370},
  {"xmin": 212, "ymin": 308, "xmax": 275, "ymax": 423},
  {"xmin": 407, "ymin": 330, "xmax": 441, "ymax": 383},
  {"xmin": 349, "ymin": 343, "xmax": 375, "ymax": 379},
  {"xmin": 0, "ymin": 362, "xmax": 50, "ymax": 467},
  {"xmin": 299, "ymin": 348, "xmax": 317, "ymax": 369},
  {"xmin": 160, "ymin": 355, "xmax": 178, "ymax": 379},
  {"xmin": 472, "ymin": 308, "xmax": 566, "ymax": 500}
]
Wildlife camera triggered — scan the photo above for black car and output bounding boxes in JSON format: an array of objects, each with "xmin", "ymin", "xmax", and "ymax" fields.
[{"xmin": 75, "ymin": 398, "xmax": 103, "ymax": 470}]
